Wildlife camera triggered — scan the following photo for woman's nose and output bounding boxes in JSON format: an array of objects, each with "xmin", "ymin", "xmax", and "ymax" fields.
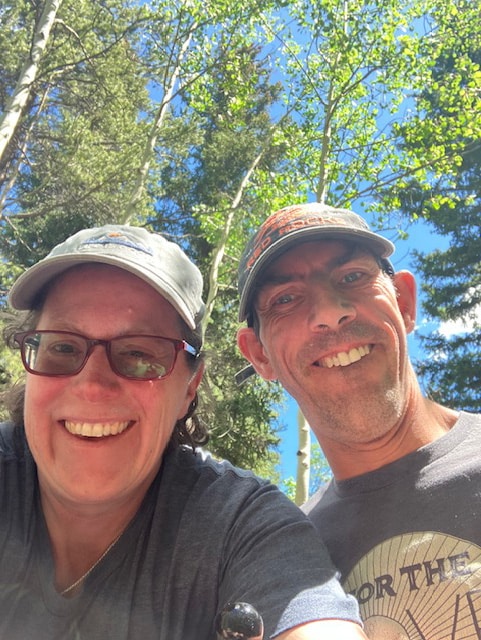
[{"xmin": 71, "ymin": 344, "xmax": 119, "ymax": 397}]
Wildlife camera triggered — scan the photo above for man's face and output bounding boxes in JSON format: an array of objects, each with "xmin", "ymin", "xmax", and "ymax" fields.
[
  {"xmin": 237, "ymin": 240, "xmax": 417, "ymax": 446},
  {"xmin": 24, "ymin": 264, "xmax": 203, "ymax": 510}
]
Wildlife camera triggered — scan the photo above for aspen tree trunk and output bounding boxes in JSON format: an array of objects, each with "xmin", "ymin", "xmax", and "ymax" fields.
[
  {"xmin": 122, "ymin": 21, "xmax": 198, "ymax": 224},
  {"xmin": 203, "ymin": 150, "xmax": 264, "ymax": 329},
  {"xmin": 0, "ymin": 0, "xmax": 63, "ymax": 164},
  {"xmin": 294, "ymin": 409, "xmax": 310, "ymax": 506}
]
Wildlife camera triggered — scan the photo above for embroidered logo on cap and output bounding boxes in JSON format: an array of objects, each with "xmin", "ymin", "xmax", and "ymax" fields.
[
  {"xmin": 82, "ymin": 231, "xmax": 154, "ymax": 256},
  {"xmin": 245, "ymin": 206, "xmax": 354, "ymax": 271}
]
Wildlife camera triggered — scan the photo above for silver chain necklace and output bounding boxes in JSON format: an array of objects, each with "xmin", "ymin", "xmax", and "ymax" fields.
[{"xmin": 60, "ymin": 530, "xmax": 123, "ymax": 596}]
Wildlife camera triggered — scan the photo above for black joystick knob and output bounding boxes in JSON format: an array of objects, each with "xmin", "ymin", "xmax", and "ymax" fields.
[{"xmin": 216, "ymin": 601, "xmax": 264, "ymax": 639}]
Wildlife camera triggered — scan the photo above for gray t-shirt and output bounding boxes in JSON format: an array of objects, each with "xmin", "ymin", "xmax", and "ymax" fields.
[
  {"xmin": 0, "ymin": 422, "xmax": 360, "ymax": 640},
  {"xmin": 304, "ymin": 411, "xmax": 481, "ymax": 639}
]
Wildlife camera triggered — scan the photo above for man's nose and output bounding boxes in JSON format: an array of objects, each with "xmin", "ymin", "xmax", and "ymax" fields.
[{"xmin": 308, "ymin": 286, "xmax": 356, "ymax": 330}]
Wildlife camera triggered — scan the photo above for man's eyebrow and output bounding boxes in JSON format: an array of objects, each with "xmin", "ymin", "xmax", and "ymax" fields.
[{"xmin": 260, "ymin": 272, "xmax": 296, "ymax": 288}]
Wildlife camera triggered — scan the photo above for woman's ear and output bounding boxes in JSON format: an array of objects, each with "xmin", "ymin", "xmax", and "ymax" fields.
[
  {"xmin": 179, "ymin": 361, "xmax": 205, "ymax": 420},
  {"xmin": 236, "ymin": 327, "xmax": 277, "ymax": 381},
  {"xmin": 393, "ymin": 270, "xmax": 417, "ymax": 333}
]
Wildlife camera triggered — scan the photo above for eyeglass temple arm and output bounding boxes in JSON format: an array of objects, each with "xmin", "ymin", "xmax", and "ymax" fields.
[{"xmin": 183, "ymin": 341, "xmax": 200, "ymax": 358}]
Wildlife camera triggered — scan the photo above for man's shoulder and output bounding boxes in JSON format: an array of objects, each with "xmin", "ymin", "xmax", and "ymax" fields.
[
  {"xmin": 302, "ymin": 410, "xmax": 481, "ymax": 516},
  {"xmin": 460, "ymin": 411, "xmax": 481, "ymax": 425},
  {"xmin": 302, "ymin": 482, "xmax": 331, "ymax": 515}
]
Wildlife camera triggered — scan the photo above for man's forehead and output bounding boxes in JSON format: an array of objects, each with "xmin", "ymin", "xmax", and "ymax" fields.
[{"xmin": 261, "ymin": 239, "xmax": 377, "ymax": 280}]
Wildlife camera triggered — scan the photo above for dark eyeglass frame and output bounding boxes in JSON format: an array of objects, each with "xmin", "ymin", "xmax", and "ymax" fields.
[{"xmin": 14, "ymin": 330, "xmax": 200, "ymax": 381}]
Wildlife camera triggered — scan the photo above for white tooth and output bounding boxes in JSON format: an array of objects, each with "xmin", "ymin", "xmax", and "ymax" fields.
[
  {"xmin": 92, "ymin": 423, "xmax": 103, "ymax": 437},
  {"xmin": 64, "ymin": 421, "xmax": 129, "ymax": 437},
  {"xmin": 348, "ymin": 347, "xmax": 362, "ymax": 363},
  {"xmin": 321, "ymin": 344, "xmax": 371, "ymax": 368},
  {"xmin": 115, "ymin": 422, "xmax": 129, "ymax": 435}
]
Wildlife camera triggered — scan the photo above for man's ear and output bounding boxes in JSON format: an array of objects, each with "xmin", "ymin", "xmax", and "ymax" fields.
[
  {"xmin": 393, "ymin": 270, "xmax": 417, "ymax": 333},
  {"xmin": 236, "ymin": 327, "xmax": 277, "ymax": 381}
]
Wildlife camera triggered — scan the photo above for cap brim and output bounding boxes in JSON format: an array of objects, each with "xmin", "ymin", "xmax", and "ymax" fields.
[{"xmin": 9, "ymin": 253, "xmax": 197, "ymax": 330}]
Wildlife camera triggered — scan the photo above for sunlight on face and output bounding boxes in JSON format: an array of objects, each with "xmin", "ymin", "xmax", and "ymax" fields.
[{"xmin": 24, "ymin": 264, "xmax": 201, "ymax": 511}]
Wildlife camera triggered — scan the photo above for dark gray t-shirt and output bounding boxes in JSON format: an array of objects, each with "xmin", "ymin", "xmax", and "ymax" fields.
[
  {"xmin": 304, "ymin": 412, "xmax": 481, "ymax": 639},
  {"xmin": 0, "ymin": 422, "xmax": 360, "ymax": 640}
]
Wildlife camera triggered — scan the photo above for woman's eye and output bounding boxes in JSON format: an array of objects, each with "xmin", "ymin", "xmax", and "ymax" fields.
[
  {"xmin": 126, "ymin": 349, "xmax": 150, "ymax": 359},
  {"xmin": 52, "ymin": 342, "xmax": 77, "ymax": 354}
]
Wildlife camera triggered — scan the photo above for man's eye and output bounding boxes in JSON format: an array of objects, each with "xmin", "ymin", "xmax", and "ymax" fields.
[
  {"xmin": 342, "ymin": 271, "xmax": 363, "ymax": 284},
  {"xmin": 273, "ymin": 292, "xmax": 295, "ymax": 306}
]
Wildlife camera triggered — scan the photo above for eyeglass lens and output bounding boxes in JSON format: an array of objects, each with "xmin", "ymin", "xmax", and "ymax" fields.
[{"xmin": 18, "ymin": 331, "xmax": 182, "ymax": 380}]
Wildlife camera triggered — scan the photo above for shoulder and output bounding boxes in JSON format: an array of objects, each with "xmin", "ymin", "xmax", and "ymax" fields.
[
  {"xmin": 0, "ymin": 423, "xmax": 36, "ymax": 508},
  {"xmin": 302, "ymin": 480, "xmax": 331, "ymax": 515},
  {"xmin": 164, "ymin": 445, "xmax": 270, "ymax": 492},
  {"xmin": 161, "ymin": 446, "xmax": 311, "ymax": 527},
  {"xmin": 157, "ymin": 448, "xmax": 362, "ymax": 635},
  {"xmin": 459, "ymin": 411, "xmax": 481, "ymax": 426},
  {"xmin": 0, "ymin": 422, "xmax": 27, "ymax": 460},
  {"xmin": 276, "ymin": 619, "xmax": 367, "ymax": 639}
]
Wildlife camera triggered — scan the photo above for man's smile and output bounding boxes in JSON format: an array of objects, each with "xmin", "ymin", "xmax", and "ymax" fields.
[{"xmin": 317, "ymin": 344, "xmax": 372, "ymax": 368}]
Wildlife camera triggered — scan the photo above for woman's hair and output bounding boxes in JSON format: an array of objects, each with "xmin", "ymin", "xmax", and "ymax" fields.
[{"xmin": 1, "ymin": 285, "xmax": 209, "ymax": 450}]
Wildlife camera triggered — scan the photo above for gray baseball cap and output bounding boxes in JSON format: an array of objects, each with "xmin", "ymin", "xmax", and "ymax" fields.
[
  {"xmin": 9, "ymin": 224, "xmax": 205, "ymax": 335},
  {"xmin": 238, "ymin": 202, "xmax": 395, "ymax": 322}
]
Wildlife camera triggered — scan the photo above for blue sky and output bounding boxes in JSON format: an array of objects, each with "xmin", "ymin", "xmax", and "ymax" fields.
[{"xmin": 274, "ymin": 217, "xmax": 451, "ymax": 482}]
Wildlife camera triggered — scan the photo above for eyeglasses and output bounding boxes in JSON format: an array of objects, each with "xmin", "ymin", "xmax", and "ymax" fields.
[{"xmin": 14, "ymin": 330, "xmax": 200, "ymax": 381}]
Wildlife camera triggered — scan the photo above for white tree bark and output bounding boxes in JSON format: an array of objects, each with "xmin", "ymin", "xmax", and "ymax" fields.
[
  {"xmin": 203, "ymin": 149, "xmax": 264, "ymax": 329},
  {"xmin": 121, "ymin": 21, "xmax": 198, "ymax": 224},
  {"xmin": 295, "ymin": 408, "xmax": 311, "ymax": 506},
  {"xmin": 0, "ymin": 0, "xmax": 63, "ymax": 164}
]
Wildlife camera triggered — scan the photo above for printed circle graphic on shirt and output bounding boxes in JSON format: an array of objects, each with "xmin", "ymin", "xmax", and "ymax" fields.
[
  {"xmin": 343, "ymin": 532, "xmax": 481, "ymax": 639},
  {"xmin": 364, "ymin": 616, "xmax": 409, "ymax": 639}
]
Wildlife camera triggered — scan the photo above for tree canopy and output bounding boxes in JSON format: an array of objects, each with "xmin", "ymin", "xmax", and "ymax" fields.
[
  {"xmin": 384, "ymin": 0, "xmax": 481, "ymax": 410},
  {"xmin": 1, "ymin": 0, "xmax": 479, "ymax": 485}
]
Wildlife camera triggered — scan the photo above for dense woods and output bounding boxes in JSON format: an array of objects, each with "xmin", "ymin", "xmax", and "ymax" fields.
[{"xmin": 1, "ymin": 0, "xmax": 479, "ymax": 492}]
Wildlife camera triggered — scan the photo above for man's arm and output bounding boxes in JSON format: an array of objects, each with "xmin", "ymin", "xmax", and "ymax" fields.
[{"xmin": 277, "ymin": 619, "xmax": 368, "ymax": 639}]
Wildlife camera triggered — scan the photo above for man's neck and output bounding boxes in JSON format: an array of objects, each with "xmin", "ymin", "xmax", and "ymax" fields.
[{"xmin": 318, "ymin": 397, "xmax": 459, "ymax": 481}]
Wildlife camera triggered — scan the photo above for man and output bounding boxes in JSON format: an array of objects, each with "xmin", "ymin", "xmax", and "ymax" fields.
[
  {"xmin": 237, "ymin": 202, "xmax": 481, "ymax": 640},
  {"xmin": 0, "ymin": 224, "xmax": 368, "ymax": 639}
]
